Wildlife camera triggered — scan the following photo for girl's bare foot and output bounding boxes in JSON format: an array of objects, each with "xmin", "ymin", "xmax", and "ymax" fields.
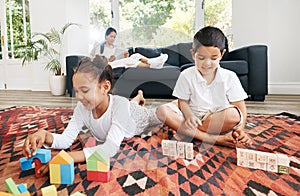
[
  {"xmin": 232, "ymin": 129, "xmax": 252, "ymax": 146},
  {"xmin": 131, "ymin": 90, "xmax": 146, "ymax": 106}
]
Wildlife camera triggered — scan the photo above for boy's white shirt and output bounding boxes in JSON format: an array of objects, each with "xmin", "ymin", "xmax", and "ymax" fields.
[
  {"xmin": 50, "ymin": 94, "xmax": 138, "ymax": 158},
  {"xmin": 172, "ymin": 65, "xmax": 248, "ymax": 116}
]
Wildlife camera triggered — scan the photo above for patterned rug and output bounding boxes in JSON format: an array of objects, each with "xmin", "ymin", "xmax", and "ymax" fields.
[{"xmin": 0, "ymin": 106, "xmax": 299, "ymax": 195}]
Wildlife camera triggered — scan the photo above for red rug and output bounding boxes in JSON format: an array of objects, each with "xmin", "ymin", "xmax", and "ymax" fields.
[{"xmin": 0, "ymin": 106, "xmax": 299, "ymax": 195}]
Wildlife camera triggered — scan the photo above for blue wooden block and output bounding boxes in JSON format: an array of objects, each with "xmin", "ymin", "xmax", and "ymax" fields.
[
  {"xmin": 20, "ymin": 157, "xmax": 33, "ymax": 170},
  {"xmin": 19, "ymin": 148, "xmax": 51, "ymax": 170},
  {"xmin": 35, "ymin": 148, "xmax": 51, "ymax": 163},
  {"xmin": 17, "ymin": 183, "xmax": 28, "ymax": 193},
  {"xmin": 60, "ymin": 161, "xmax": 74, "ymax": 184}
]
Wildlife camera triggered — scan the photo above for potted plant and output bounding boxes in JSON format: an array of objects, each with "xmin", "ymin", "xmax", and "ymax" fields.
[{"xmin": 18, "ymin": 22, "xmax": 78, "ymax": 95}]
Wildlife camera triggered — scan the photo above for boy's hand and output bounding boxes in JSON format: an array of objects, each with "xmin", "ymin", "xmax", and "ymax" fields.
[
  {"xmin": 185, "ymin": 115, "xmax": 202, "ymax": 130},
  {"xmin": 23, "ymin": 130, "xmax": 47, "ymax": 159}
]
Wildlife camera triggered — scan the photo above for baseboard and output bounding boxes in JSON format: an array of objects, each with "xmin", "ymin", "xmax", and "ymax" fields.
[{"xmin": 268, "ymin": 82, "xmax": 300, "ymax": 94}]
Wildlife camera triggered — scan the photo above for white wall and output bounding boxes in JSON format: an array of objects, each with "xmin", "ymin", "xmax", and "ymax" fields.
[
  {"xmin": 0, "ymin": 0, "xmax": 89, "ymax": 91},
  {"xmin": 233, "ymin": 0, "xmax": 300, "ymax": 94}
]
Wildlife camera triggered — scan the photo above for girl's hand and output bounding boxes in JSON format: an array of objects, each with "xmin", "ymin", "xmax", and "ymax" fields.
[{"xmin": 23, "ymin": 130, "xmax": 47, "ymax": 159}]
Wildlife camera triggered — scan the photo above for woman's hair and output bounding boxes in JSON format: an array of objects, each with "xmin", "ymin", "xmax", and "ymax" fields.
[
  {"xmin": 74, "ymin": 55, "xmax": 114, "ymax": 85},
  {"xmin": 105, "ymin": 27, "xmax": 117, "ymax": 37},
  {"xmin": 192, "ymin": 26, "xmax": 227, "ymax": 53}
]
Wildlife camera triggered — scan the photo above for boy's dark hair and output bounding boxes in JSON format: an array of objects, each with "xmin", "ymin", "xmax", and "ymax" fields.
[
  {"xmin": 75, "ymin": 55, "xmax": 114, "ymax": 86},
  {"xmin": 105, "ymin": 27, "xmax": 117, "ymax": 37},
  {"xmin": 192, "ymin": 26, "xmax": 227, "ymax": 53}
]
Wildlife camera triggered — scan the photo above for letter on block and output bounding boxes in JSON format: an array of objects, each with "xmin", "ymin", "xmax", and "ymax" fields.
[{"xmin": 41, "ymin": 185, "xmax": 57, "ymax": 196}]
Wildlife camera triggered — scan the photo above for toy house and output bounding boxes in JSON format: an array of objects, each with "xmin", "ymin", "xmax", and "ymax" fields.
[
  {"xmin": 49, "ymin": 150, "xmax": 74, "ymax": 184},
  {"xmin": 86, "ymin": 150, "xmax": 110, "ymax": 182}
]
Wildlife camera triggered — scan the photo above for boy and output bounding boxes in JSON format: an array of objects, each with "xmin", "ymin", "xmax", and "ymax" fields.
[{"xmin": 156, "ymin": 26, "xmax": 252, "ymax": 147}]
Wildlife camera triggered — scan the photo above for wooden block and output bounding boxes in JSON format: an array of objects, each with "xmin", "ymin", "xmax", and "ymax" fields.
[
  {"xmin": 277, "ymin": 154, "xmax": 290, "ymax": 174},
  {"xmin": 176, "ymin": 142, "xmax": 185, "ymax": 159},
  {"xmin": 86, "ymin": 160, "xmax": 98, "ymax": 171},
  {"xmin": 41, "ymin": 185, "xmax": 57, "ymax": 196},
  {"xmin": 185, "ymin": 142, "xmax": 193, "ymax": 160},
  {"xmin": 50, "ymin": 150, "xmax": 73, "ymax": 164},
  {"xmin": 87, "ymin": 151, "xmax": 110, "ymax": 172},
  {"xmin": 168, "ymin": 140, "xmax": 177, "ymax": 157},
  {"xmin": 60, "ymin": 161, "xmax": 75, "ymax": 184},
  {"xmin": 236, "ymin": 148, "xmax": 248, "ymax": 161},
  {"xmin": 20, "ymin": 157, "xmax": 33, "ymax": 170},
  {"xmin": 0, "ymin": 192, "xmax": 13, "ymax": 196},
  {"xmin": 50, "ymin": 164, "xmax": 61, "ymax": 184},
  {"xmin": 5, "ymin": 177, "xmax": 20, "ymax": 195},
  {"xmin": 35, "ymin": 148, "xmax": 51, "ymax": 164},
  {"xmin": 17, "ymin": 183, "xmax": 28, "ymax": 193},
  {"xmin": 256, "ymin": 151, "xmax": 268, "ymax": 163},
  {"xmin": 71, "ymin": 191, "xmax": 86, "ymax": 196},
  {"xmin": 50, "ymin": 150, "xmax": 74, "ymax": 184},
  {"xmin": 87, "ymin": 170, "xmax": 110, "ymax": 182},
  {"xmin": 16, "ymin": 192, "xmax": 30, "ymax": 196},
  {"xmin": 34, "ymin": 158, "xmax": 43, "ymax": 178},
  {"xmin": 97, "ymin": 160, "xmax": 109, "ymax": 172},
  {"xmin": 246, "ymin": 150, "xmax": 257, "ymax": 162},
  {"xmin": 161, "ymin": 140, "xmax": 169, "ymax": 156},
  {"xmin": 19, "ymin": 148, "xmax": 51, "ymax": 171}
]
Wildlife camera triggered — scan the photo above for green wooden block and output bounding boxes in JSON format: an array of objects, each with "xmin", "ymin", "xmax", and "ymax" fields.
[
  {"xmin": 86, "ymin": 159, "xmax": 97, "ymax": 171},
  {"xmin": 5, "ymin": 177, "xmax": 20, "ymax": 195},
  {"xmin": 71, "ymin": 191, "xmax": 86, "ymax": 196}
]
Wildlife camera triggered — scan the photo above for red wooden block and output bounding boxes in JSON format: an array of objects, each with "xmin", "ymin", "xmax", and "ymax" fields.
[
  {"xmin": 34, "ymin": 158, "xmax": 43, "ymax": 178},
  {"xmin": 87, "ymin": 170, "xmax": 110, "ymax": 182}
]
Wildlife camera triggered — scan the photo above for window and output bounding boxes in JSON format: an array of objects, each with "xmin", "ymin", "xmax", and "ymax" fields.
[
  {"xmin": 89, "ymin": 0, "xmax": 232, "ymax": 49},
  {"xmin": 0, "ymin": 0, "xmax": 31, "ymax": 60}
]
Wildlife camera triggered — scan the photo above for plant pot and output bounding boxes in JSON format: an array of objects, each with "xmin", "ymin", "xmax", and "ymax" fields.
[{"xmin": 49, "ymin": 75, "xmax": 67, "ymax": 96}]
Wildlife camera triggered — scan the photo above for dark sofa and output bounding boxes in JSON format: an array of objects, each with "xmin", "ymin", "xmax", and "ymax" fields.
[{"xmin": 66, "ymin": 42, "xmax": 268, "ymax": 101}]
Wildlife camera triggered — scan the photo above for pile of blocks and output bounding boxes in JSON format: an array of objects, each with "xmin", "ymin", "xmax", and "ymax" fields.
[
  {"xmin": 236, "ymin": 148, "xmax": 290, "ymax": 174},
  {"xmin": 2, "ymin": 177, "xmax": 30, "ymax": 195},
  {"xmin": 162, "ymin": 140, "xmax": 194, "ymax": 160},
  {"xmin": 86, "ymin": 149, "xmax": 110, "ymax": 182}
]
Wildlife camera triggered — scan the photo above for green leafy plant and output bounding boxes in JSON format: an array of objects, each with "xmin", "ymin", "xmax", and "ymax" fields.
[{"xmin": 17, "ymin": 22, "xmax": 78, "ymax": 75}]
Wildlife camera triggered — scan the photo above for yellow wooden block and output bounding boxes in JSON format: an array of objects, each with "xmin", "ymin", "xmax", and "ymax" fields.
[
  {"xmin": 41, "ymin": 185, "xmax": 57, "ymax": 196},
  {"xmin": 16, "ymin": 192, "xmax": 30, "ymax": 196},
  {"xmin": 0, "ymin": 192, "xmax": 13, "ymax": 196},
  {"xmin": 50, "ymin": 164, "xmax": 61, "ymax": 184},
  {"xmin": 50, "ymin": 150, "xmax": 73, "ymax": 164},
  {"xmin": 97, "ymin": 160, "xmax": 109, "ymax": 172}
]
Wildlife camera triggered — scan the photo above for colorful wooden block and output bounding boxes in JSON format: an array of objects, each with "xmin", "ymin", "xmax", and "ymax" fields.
[
  {"xmin": 41, "ymin": 185, "xmax": 57, "ymax": 196},
  {"xmin": 16, "ymin": 192, "xmax": 30, "ymax": 196},
  {"xmin": 17, "ymin": 183, "xmax": 28, "ymax": 193},
  {"xmin": 34, "ymin": 158, "xmax": 43, "ymax": 178},
  {"xmin": 87, "ymin": 170, "xmax": 110, "ymax": 182},
  {"xmin": 71, "ymin": 191, "xmax": 86, "ymax": 196},
  {"xmin": 49, "ymin": 150, "xmax": 74, "ymax": 184},
  {"xmin": 20, "ymin": 148, "xmax": 51, "ymax": 170},
  {"xmin": 176, "ymin": 142, "xmax": 185, "ymax": 158},
  {"xmin": 87, "ymin": 150, "xmax": 109, "ymax": 172},
  {"xmin": 0, "ymin": 191, "xmax": 13, "ymax": 196},
  {"xmin": 162, "ymin": 140, "xmax": 194, "ymax": 160},
  {"xmin": 5, "ymin": 177, "xmax": 20, "ymax": 195},
  {"xmin": 185, "ymin": 142, "xmax": 194, "ymax": 160},
  {"xmin": 277, "ymin": 154, "xmax": 290, "ymax": 174},
  {"xmin": 161, "ymin": 140, "xmax": 169, "ymax": 156}
]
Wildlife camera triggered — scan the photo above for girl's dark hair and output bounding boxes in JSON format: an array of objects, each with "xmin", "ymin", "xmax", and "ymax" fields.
[
  {"xmin": 105, "ymin": 27, "xmax": 117, "ymax": 37},
  {"xmin": 192, "ymin": 26, "xmax": 227, "ymax": 53},
  {"xmin": 74, "ymin": 55, "xmax": 114, "ymax": 85}
]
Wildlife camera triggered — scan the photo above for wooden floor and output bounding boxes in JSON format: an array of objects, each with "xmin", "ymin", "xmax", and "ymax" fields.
[{"xmin": 0, "ymin": 90, "xmax": 300, "ymax": 115}]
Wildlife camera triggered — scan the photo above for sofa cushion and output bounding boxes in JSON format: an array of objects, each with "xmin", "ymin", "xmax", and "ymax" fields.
[
  {"xmin": 162, "ymin": 44, "xmax": 180, "ymax": 67},
  {"xmin": 134, "ymin": 47, "xmax": 162, "ymax": 58},
  {"xmin": 177, "ymin": 42, "xmax": 194, "ymax": 66},
  {"xmin": 220, "ymin": 60, "xmax": 248, "ymax": 75}
]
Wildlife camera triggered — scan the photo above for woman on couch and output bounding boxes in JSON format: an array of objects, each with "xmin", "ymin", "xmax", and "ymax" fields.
[{"xmin": 90, "ymin": 27, "xmax": 168, "ymax": 69}]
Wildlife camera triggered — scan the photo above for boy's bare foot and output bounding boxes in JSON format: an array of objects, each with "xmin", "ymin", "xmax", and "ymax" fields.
[
  {"xmin": 232, "ymin": 129, "xmax": 252, "ymax": 146},
  {"xmin": 216, "ymin": 133, "xmax": 236, "ymax": 148},
  {"xmin": 131, "ymin": 90, "xmax": 146, "ymax": 106}
]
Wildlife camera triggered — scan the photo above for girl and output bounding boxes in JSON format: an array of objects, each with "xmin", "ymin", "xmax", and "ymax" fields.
[{"xmin": 23, "ymin": 55, "xmax": 163, "ymax": 175}]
